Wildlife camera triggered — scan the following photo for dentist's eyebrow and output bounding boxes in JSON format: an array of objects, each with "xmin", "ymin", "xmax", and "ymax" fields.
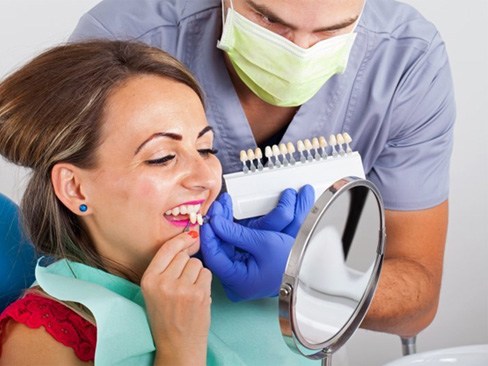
[
  {"xmin": 246, "ymin": 0, "xmax": 358, "ymax": 32},
  {"xmin": 135, "ymin": 132, "xmax": 182, "ymax": 155}
]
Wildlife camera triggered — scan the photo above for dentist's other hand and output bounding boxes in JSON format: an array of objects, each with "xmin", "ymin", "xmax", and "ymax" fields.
[{"xmin": 200, "ymin": 213, "xmax": 295, "ymax": 301}]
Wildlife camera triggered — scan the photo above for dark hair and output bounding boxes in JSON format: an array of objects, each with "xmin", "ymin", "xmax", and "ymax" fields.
[{"xmin": 0, "ymin": 40, "xmax": 204, "ymax": 272}]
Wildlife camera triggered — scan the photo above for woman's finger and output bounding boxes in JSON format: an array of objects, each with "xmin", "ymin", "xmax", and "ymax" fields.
[
  {"xmin": 144, "ymin": 231, "xmax": 199, "ymax": 278},
  {"xmin": 178, "ymin": 257, "xmax": 205, "ymax": 284}
]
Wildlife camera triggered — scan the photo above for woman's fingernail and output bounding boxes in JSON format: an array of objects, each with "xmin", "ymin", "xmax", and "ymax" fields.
[{"xmin": 187, "ymin": 231, "xmax": 199, "ymax": 239}]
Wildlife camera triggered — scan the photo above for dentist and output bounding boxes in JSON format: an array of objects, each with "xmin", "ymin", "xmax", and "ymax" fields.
[{"xmin": 71, "ymin": 0, "xmax": 455, "ymax": 338}]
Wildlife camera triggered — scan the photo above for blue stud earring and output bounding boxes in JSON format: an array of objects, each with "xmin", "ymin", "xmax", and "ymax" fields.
[{"xmin": 79, "ymin": 204, "xmax": 88, "ymax": 212}]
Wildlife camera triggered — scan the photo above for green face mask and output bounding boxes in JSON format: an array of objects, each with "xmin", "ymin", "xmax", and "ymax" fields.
[{"xmin": 217, "ymin": 5, "xmax": 358, "ymax": 107}]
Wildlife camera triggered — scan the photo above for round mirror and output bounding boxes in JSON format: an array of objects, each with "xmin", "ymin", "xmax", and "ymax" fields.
[{"xmin": 279, "ymin": 177, "xmax": 386, "ymax": 364}]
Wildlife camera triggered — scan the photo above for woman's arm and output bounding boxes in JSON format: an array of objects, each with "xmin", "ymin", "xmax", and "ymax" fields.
[{"xmin": 0, "ymin": 320, "xmax": 92, "ymax": 365}]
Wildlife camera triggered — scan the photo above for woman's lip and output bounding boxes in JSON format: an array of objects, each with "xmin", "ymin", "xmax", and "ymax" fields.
[
  {"xmin": 176, "ymin": 199, "xmax": 205, "ymax": 207},
  {"xmin": 164, "ymin": 216, "xmax": 197, "ymax": 227}
]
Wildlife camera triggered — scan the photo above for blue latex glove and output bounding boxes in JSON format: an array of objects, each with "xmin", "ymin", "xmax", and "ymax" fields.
[
  {"xmin": 200, "ymin": 186, "xmax": 314, "ymax": 301},
  {"xmin": 200, "ymin": 211, "xmax": 295, "ymax": 301},
  {"xmin": 237, "ymin": 184, "xmax": 315, "ymax": 238}
]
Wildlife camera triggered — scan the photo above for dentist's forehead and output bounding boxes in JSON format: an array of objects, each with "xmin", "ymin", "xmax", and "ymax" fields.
[{"xmin": 235, "ymin": 0, "xmax": 364, "ymax": 29}]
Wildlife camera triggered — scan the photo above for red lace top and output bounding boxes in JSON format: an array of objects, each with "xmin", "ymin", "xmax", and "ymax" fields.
[{"xmin": 0, "ymin": 293, "xmax": 97, "ymax": 362}]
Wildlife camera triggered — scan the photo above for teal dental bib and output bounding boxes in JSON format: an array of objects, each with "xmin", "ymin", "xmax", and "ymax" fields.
[
  {"xmin": 35, "ymin": 259, "xmax": 155, "ymax": 365},
  {"xmin": 34, "ymin": 259, "xmax": 247, "ymax": 365}
]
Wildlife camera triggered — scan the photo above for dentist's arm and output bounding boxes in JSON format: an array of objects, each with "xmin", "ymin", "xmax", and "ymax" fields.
[{"xmin": 361, "ymin": 201, "xmax": 448, "ymax": 337}]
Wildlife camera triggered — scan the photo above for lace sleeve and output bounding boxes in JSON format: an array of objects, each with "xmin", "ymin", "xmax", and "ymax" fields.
[{"xmin": 0, "ymin": 292, "xmax": 97, "ymax": 362}]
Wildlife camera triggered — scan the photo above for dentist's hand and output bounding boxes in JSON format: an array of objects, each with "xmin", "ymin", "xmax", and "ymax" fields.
[
  {"xmin": 238, "ymin": 184, "xmax": 315, "ymax": 238},
  {"xmin": 201, "ymin": 212, "xmax": 295, "ymax": 301},
  {"xmin": 200, "ymin": 186, "xmax": 314, "ymax": 301}
]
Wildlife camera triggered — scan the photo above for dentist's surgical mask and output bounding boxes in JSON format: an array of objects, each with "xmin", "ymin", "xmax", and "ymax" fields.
[{"xmin": 217, "ymin": 1, "xmax": 359, "ymax": 107}]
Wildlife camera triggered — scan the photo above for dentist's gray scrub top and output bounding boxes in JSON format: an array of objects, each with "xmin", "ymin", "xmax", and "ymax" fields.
[{"xmin": 70, "ymin": 0, "xmax": 455, "ymax": 211}]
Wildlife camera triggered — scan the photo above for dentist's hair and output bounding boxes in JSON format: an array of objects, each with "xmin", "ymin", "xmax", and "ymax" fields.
[{"xmin": 0, "ymin": 40, "xmax": 204, "ymax": 272}]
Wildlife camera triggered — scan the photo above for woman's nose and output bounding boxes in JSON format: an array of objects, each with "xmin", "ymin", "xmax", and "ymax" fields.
[{"xmin": 181, "ymin": 156, "xmax": 219, "ymax": 191}]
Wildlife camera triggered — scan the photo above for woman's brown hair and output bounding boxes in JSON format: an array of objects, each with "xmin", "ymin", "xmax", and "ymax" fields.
[{"xmin": 0, "ymin": 40, "xmax": 204, "ymax": 273}]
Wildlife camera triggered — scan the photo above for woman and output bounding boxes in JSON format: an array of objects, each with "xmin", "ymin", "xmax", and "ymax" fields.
[
  {"xmin": 0, "ymin": 40, "xmax": 220, "ymax": 365},
  {"xmin": 0, "ymin": 40, "xmax": 316, "ymax": 365}
]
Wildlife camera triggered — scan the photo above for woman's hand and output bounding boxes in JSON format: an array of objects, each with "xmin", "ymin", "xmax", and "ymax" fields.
[{"xmin": 141, "ymin": 231, "xmax": 211, "ymax": 366}]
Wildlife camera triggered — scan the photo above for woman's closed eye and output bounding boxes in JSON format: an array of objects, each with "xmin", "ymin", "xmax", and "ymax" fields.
[
  {"xmin": 198, "ymin": 148, "xmax": 218, "ymax": 158},
  {"xmin": 146, "ymin": 154, "xmax": 175, "ymax": 165},
  {"xmin": 145, "ymin": 149, "xmax": 217, "ymax": 165}
]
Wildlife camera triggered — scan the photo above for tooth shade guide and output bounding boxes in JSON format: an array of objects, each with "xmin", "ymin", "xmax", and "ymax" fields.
[
  {"xmin": 297, "ymin": 140, "xmax": 306, "ymax": 163},
  {"xmin": 223, "ymin": 142, "xmax": 365, "ymax": 219},
  {"xmin": 272, "ymin": 145, "xmax": 282, "ymax": 168},
  {"xmin": 303, "ymin": 139, "xmax": 314, "ymax": 162},
  {"xmin": 343, "ymin": 132, "xmax": 353, "ymax": 154},
  {"xmin": 255, "ymin": 147, "xmax": 264, "ymax": 171},
  {"xmin": 240, "ymin": 150, "xmax": 250, "ymax": 173},
  {"xmin": 336, "ymin": 134, "xmax": 346, "ymax": 156},
  {"xmin": 311, "ymin": 137, "xmax": 319, "ymax": 148},
  {"xmin": 234, "ymin": 132, "xmax": 355, "ymax": 175},
  {"xmin": 239, "ymin": 150, "xmax": 247, "ymax": 162},
  {"xmin": 279, "ymin": 143, "xmax": 289, "ymax": 166},
  {"xmin": 328, "ymin": 134, "xmax": 338, "ymax": 157},
  {"xmin": 286, "ymin": 142, "xmax": 297, "ymax": 165},
  {"xmin": 196, "ymin": 213, "xmax": 204, "ymax": 225},
  {"xmin": 311, "ymin": 137, "xmax": 321, "ymax": 160},
  {"xmin": 318, "ymin": 136, "xmax": 328, "ymax": 159},
  {"xmin": 265, "ymin": 145, "xmax": 274, "ymax": 168},
  {"xmin": 247, "ymin": 148, "xmax": 257, "ymax": 172}
]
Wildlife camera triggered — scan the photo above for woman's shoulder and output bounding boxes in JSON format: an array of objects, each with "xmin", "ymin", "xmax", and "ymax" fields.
[{"xmin": 0, "ymin": 292, "xmax": 96, "ymax": 363}]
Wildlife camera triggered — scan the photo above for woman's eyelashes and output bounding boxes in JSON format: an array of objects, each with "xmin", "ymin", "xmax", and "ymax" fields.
[
  {"xmin": 146, "ymin": 154, "xmax": 175, "ymax": 166},
  {"xmin": 198, "ymin": 148, "xmax": 218, "ymax": 158},
  {"xmin": 145, "ymin": 149, "xmax": 217, "ymax": 165}
]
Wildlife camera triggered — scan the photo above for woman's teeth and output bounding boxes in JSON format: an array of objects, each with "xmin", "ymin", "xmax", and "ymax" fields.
[
  {"xmin": 165, "ymin": 204, "xmax": 204, "ymax": 226},
  {"xmin": 166, "ymin": 204, "xmax": 201, "ymax": 216},
  {"xmin": 190, "ymin": 212, "xmax": 204, "ymax": 225}
]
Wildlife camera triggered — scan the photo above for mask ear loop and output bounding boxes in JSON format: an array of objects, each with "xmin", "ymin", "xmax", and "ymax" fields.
[{"xmin": 221, "ymin": 0, "xmax": 235, "ymax": 24}]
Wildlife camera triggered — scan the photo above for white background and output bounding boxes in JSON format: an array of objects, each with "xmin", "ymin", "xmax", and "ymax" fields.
[{"xmin": 0, "ymin": 1, "xmax": 487, "ymax": 365}]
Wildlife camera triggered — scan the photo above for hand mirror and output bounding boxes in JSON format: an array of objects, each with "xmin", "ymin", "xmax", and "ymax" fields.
[{"xmin": 279, "ymin": 177, "xmax": 386, "ymax": 366}]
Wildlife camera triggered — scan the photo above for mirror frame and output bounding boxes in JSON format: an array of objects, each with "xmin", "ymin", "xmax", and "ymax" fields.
[{"xmin": 279, "ymin": 176, "xmax": 386, "ymax": 359}]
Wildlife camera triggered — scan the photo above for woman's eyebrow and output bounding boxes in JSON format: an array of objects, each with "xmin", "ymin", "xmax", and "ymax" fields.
[
  {"xmin": 134, "ymin": 126, "xmax": 213, "ymax": 155},
  {"xmin": 134, "ymin": 132, "xmax": 182, "ymax": 155},
  {"xmin": 198, "ymin": 126, "xmax": 214, "ymax": 138}
]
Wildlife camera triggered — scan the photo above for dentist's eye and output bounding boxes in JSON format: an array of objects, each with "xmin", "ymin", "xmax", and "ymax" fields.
[
  {"xmin": 255, "ymin": 13, "xmax": 288, "ymax": 36},
  {"xmin": 261, "ymin": 14, "xmax": 274, "ymax": 24},
  {"xmin": 146, "ymin": 155, "xmax": 175, "ymax": 165},
  {"xmin": 198, "ymin": 148, "xmax": 218, "ymax": 158}
]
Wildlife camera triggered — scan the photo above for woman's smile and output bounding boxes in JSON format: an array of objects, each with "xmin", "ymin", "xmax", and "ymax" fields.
[{"xmin": 164, "ymin": 200, "xmax": 205, "ymax": 227}]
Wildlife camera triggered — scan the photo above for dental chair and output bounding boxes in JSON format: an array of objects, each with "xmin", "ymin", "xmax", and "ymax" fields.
[{"xmin": 0, "ymin": 193, "xmax": 37, "ymax": 312}]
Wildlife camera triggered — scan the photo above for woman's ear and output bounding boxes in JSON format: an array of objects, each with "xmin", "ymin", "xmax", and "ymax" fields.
[{"xmin": 51, "ymin": 163, "xmax": 89, "ymax": 215}]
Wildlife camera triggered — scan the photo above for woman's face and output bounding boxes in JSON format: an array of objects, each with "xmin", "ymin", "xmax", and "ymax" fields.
[{"xmin": 80, "ymin": 75, "xmax": 222, "ymax": 276}]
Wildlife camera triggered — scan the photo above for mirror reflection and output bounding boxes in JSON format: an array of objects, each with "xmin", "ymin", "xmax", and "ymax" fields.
[{"xmin": 280, "ymin": 177, "xmax": 385, "ymax": 361}]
